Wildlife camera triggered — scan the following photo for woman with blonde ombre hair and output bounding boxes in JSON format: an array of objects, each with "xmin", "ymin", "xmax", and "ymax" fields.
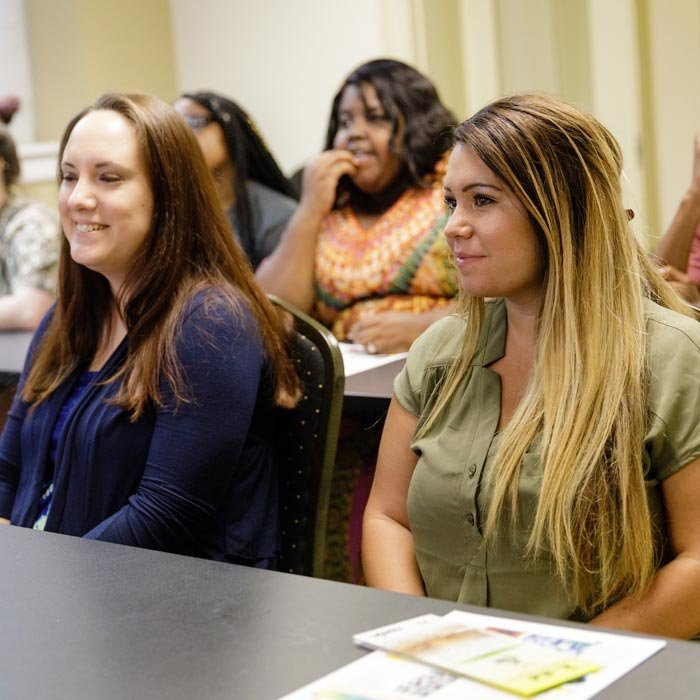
[{"xmin": 363, "ymin": 93, "xmax": 700, "ymax": 638}]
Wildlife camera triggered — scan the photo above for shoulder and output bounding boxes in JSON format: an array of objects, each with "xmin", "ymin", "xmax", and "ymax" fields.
[
  {"xmin": 395, "ymin": 312, "xmax": 467, "ymax": 414},
  {"xmin": 644, "ymin": 299, "xmax": 700, "ymax": 477},
  {"xmin": 246, "ymin": 181, "xmax": 296, "ymax": 219},
  {"xmin": 408, "ymin": 313, "xmax": 468, "ymax": 369},
  {"xmin": 3, "ymin": 198, "xmax": 58, "ymax": 231},
  {"xmin": 178, "ymin": 286, "xmax": 264, "ymax": 355},
  {"xmin": 645, "ymin": 299, "xmax": 700, "ymax": 363}
]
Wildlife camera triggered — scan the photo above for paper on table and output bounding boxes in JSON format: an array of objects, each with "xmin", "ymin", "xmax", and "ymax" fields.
[
  {"xmin": 339, "ymin": 342, "xmax": 407, "ymax": 377},
  {"xmin": 279, "ymin": 609, "xmax": 666, "ymax": 700},
  {"xmin": 353, "ymin": 614, "xmax": 599, "ymax": 697}
]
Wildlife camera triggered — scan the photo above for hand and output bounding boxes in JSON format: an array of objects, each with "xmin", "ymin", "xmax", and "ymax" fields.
[
  {"xmin": 349, "ymin": 311, "xmax": 431, "ymax": 354},
  {"xmin": 659, "ymin": 264, "xmax": 700, "ymax": 304},
  {"xmin": 0, "ymin": 517, "xmax": 10, "ymax": 526},
  {"xmin": 300, "ymin": 149, "xmax": 357, "ymax": 219}
]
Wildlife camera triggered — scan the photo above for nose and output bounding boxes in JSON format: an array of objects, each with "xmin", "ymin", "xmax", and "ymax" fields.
[
  {"xmin": 347, "ymin": 116, "xmax": 368, "ymax": 140},
  {"xmin": 444, "ymin": 208, "xmax": 474, "ymax": 241},
  {"xmin": 66, "ymin": 176, "xmax": 96, "ymax": 211}
]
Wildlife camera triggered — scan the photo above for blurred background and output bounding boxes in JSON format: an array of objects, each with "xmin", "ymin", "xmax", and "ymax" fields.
[{"xmin": 2, "ymin": 0, "xmax": 699, "ymax": 246}]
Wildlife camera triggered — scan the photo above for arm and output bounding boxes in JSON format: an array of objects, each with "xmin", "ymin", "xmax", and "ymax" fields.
[
  {"xmin": 657, "ymin": 265, "xmax": 700, "ymax": 305},
  {"xmin": 349, "ymin": 301, "xmax": 457, "ymax": 354},
  {"xmin": 255, "ymin": 150, "xmax": 356, "ymax": 313},
  {"xmin": 84, "ymin": 301, "xmax": 266, "ymax": 550},
  {"xmin": 590, "ymin": 457, "xmax": 700, "ymax": 639},
  {"xmin": 0, "ymin": 287, "xmax": 54, "ymax": 330},
  {"xmin": 362, "ymin": 397, "xmax": 426, "ymax": 595},
  {"xmin": 655, "ymin": 135, "xmax": 700, "ymax": 269}
]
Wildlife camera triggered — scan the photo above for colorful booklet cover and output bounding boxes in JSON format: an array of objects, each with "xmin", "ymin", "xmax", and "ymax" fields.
[{"xmin": 352, "ymin": 614, "xmax": 600, "ymax": 697}]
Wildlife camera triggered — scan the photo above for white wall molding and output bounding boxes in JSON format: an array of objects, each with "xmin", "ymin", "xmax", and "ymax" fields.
[{"xmin": 17, "ymin": 141, "xmax": 59, "ymax": 184}]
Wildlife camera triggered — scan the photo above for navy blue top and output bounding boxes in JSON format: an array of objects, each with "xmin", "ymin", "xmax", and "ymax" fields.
[{"xmin": 0, "ymin": 290, "xmax": 279, "ymax": 566}]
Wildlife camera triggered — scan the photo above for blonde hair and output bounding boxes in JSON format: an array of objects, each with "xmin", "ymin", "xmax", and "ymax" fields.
[{"xmin": 423, "ymin": 94, "xmax": 691, "ymax": 613}]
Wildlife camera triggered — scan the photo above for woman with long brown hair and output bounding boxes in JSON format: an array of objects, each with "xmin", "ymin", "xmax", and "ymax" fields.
[
  {"xmin": 0, "ymin": 93, "xmax": 298, "ymax": 566},
  {"xmin": 364, "ymin": 94, "xmax": 700, "ymax": 638}
]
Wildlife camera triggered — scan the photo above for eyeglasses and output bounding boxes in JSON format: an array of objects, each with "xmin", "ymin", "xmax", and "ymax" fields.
[{"xmin": 182, "ymin": 114, "xmax": 212, "ymax": 133}]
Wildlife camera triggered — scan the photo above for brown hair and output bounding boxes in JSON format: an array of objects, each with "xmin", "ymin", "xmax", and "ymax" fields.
[
  {"xmin": 0, "ymin": 126, "xmax": 20, "ymax": 188},
  {"xmin": 23, "ymin": 93, "xmax": 299, "ymax": 415}
]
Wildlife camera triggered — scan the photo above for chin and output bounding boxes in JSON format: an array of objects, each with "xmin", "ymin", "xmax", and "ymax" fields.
[{"xmin": 351, "ymin": 175, "xmax": 385, "ymax": 195}]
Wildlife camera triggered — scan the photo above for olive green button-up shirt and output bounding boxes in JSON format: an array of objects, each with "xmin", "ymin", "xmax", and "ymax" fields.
[{"xmin": 394, "ymin": 297, "xmax": 700, "ymax": 620}]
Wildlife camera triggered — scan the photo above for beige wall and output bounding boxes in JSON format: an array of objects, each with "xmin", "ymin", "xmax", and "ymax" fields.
[
  {"xmin": 18, "ymin": 0, "xmax": 700, "ymax": 248},
  {"xmin": 170, "ymin": 0, "xmax": 421, "ymax": 174},
  {"xmin": 25, "ymin": 0, "xmax": 177, "ymax": 142},
  {"xmin": 642, "ymin": 0, "xmax": 700, "ymax": 239}
]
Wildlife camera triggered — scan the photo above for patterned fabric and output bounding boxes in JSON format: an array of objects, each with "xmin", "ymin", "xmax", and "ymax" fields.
[
  {"xmin": 0, "ymin": 196, "xmax": 60, "ymax": 296},
  {"xmin": 313, "ymin": 173, "xmax": 458, "ymax": 340}
]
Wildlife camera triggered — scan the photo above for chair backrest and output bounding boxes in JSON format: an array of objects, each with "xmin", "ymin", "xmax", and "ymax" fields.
[{"xmin": 269, "ymin": 295, "xmax": 344, "ymax": 578}]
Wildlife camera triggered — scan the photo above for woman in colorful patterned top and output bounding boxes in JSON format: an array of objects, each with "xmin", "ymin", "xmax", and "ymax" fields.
[{"xmin": 258, "ymin": 59, "xmax": 459, "ymax": 353}]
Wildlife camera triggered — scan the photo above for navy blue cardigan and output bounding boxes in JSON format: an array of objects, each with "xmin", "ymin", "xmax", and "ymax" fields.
[{"xmin": 0, "ymin": 291, "xmax": 279, "ymax": 565}]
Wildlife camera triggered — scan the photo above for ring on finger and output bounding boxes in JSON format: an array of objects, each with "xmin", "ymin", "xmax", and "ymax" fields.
[{"xmin": 366, "ymin": 341, "xmax": 378, "ymax": 355}]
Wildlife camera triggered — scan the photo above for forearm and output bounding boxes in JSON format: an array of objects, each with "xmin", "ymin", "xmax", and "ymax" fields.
[
  {"xmin": 654, "ymin": 188, "xmax": 700, "ymax": 269},
  {"xmin": 0, "ymin": 289, "xmax": 53, "ymax": 331},
  {"xmin": 362, "ymin": 513, "xmax": 426, "ymax": 596},
  {"xmin": 590, "ymin": 554, "xmax": 700, "ymax": 639},
  {"xmin": 255, "ymin": 204, "xmax": 324, "ymax": 314}
]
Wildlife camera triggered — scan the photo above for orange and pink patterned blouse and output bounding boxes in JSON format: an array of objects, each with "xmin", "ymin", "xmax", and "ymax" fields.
[{"xmin": 313, "ymin": 167, "xmax": 458, "ymax": 340}]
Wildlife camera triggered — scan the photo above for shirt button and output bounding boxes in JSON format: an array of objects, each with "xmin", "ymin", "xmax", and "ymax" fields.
[
  {"xmin": 466, "ymin": 513, "xmax": 475, "ymax": 526},
  {"xmin": 468, "ymin": 464, "xmax": 477, "ymax": 477}
]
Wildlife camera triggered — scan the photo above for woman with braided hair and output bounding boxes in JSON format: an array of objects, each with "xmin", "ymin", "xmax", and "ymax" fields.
[{"xmin": 174, "ymin": 92, "xmax": 297, "ymax": 270}]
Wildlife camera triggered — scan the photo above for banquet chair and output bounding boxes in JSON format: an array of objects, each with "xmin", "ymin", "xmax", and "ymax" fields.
[{"xmin": 269, "ymin": 295, "xmax": 344, "ymax": 578}]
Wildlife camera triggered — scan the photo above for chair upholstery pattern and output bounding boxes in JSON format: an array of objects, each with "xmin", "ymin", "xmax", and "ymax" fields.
[{"xmin": 270, "ymin": 296, "xmax": 344, "ymax": 578}]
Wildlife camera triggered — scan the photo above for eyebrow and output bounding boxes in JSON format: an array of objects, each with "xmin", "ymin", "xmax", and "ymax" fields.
[
  {"xmin": 443, "ymin": 182, "xmax": 503, "ymax": 193},
  {"xmin": 60, "ymin": 160, "xmax": 123, "ymax": 169}
]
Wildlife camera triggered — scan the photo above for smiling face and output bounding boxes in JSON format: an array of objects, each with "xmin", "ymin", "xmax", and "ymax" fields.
[
  {"xmin": 443, "ymin": 144, "xmax": 544, "ymax": 308},
  {"xmin": 333, "ymin": 82, "xmax": 403, "ymax": 194},
  {"xmin": 58, "ymin": 109, "xmax": 154, "ymax": 294}
]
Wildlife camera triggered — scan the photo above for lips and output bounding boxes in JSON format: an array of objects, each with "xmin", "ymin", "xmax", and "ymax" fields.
[
  {"xmin": 349, "ymin": 148, "xmax": 375, "ymax": 164},
  {"xmin": 452, "ymin": 252, "xmax": 486, "ymax": 268}
]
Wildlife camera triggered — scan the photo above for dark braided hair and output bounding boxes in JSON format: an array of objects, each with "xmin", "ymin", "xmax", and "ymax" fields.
[
  {"xmin": 325, "ymin": 59, "xmax": 457, "ymax": 206},
  {"xmin": 183, "ymin": 92, "xmax": 298, "ymax": 240}
]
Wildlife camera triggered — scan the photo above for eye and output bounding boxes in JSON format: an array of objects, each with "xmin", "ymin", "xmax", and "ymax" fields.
[
  {"xmin": 367, "ymin": 113, "xmax": 389, "ymax": 123},
  {"xmin": 60, "ymin": 172, "xmax": 77, "ymax": 182},
  {"xmin": 474, "ymin": 193, "xmax": 494, "ymax": 207},
  {"xmin": 338, "ymin": 116, "xmax": 352, "ymax": 130},
  {"xmin": 100, "ymin": 173, "xmax": 122, "ymax": 183},
  {"xmin": 443, "ymin": 196, "xmax": 456, "ymax": 212}
]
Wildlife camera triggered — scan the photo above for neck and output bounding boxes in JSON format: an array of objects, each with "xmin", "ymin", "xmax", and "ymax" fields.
[
  {"xmin": 348, "ymin": 171, "xmax": 409, "ymax": 215},
  {"xmin": 0, "ymin": 182, "xmax": 8, "ymax": 210},
  {"xmin": 504, "ymin": 296, "xmax": 539, "ymax": 347}
]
